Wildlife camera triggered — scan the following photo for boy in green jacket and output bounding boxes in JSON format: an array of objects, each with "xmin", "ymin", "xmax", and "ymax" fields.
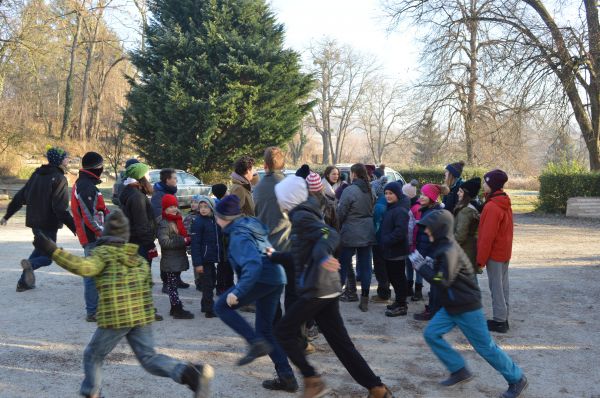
[{"xmin": 33, "ymin": 209, "xmax": 213, "ymax": 398}]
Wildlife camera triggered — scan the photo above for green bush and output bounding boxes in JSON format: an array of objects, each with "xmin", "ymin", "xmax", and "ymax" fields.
[
  {"xmin": 16, "ymin": 166, "xmax": 36, "ymax": 180},
  {"xmin": 396, "ymin": 167, "xmax": 487, "ymax": 186},
  {"xmin": 537, "ymin": 161, "xmax": 600, "ymax": 214}
]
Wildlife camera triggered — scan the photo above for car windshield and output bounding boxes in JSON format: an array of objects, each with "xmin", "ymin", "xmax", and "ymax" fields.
[
  {"xmin": 148, "ymin": 171, "xmax": 160, "ymax": 183},
  {"xmin": 179, "ymin": 172, "xmax": 200, "ymax": 184}
]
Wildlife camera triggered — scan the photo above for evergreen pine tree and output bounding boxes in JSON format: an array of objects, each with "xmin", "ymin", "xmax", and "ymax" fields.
[
  {"xmin": 122, "ymin": 0, "xmax": 313, "ymax": 171},
  {"xmin": 413, "ymin": 114, "xmax": 445, "ymax": 166}
]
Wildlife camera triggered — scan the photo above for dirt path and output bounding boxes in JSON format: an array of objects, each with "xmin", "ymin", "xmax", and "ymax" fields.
[{"xmin": 0, "ymin": 214, "xmax": 599, "ymax": 398}]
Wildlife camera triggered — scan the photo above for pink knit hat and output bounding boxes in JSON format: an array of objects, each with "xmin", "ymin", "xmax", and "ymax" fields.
[
  {"xmin": 306, "ymin": 172, "xmax": 323, "ymax": 192},
  {"xmin": 421, "ymin": 184, "xmax": 441, "ymax": 202}
]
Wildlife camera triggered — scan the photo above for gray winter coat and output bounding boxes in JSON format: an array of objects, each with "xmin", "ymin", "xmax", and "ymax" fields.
[
  {"xmin": 157, "ymin": 218, "xmax": 190, "ymax": 273},
  {"xmin": 253, "ymin": 171, "xmax": 291, "ymax": 252},
  {"xmin": 337, "ymin": 179, "xmax": 376, "ymax": 247}
]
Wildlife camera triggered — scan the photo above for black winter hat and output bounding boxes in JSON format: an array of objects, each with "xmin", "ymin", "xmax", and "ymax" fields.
[
  {"xmin": 125, "ymin": 158, "xmax": 139, "ymax": 169},
  {"xmin": 215, "ymin": 194, "xmax": 241, "ymax": 221},
  {"xmin": 484, "ymin": 169, "xmax": 508, "ymax": 192},
  {"xmin": 211, "ymin": 183, "xmax": 227, "ymax": 200},
  {"xmin": 384, "ymin": 181, "xmax": 404, "ymax": 201},
  {"xmin": 459, "ymin": 177, "xmax": 481, "ymax": 198},
  {"xmin": 446, "ymin": 161, "xmax": 465, "ymax": 178},
  {"xmin": 295, "ymin": 164, "xmax": 310, "ymax": 179},
  {"xmin": 82, "ymin": 152, "xmax": 104, "ymax": 170},
  {"xmin": 103, "ymin": 209, "xmax": 130, "ymax": 241}
]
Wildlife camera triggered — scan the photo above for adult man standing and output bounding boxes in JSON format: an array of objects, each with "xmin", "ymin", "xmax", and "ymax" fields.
[
  {"xmin": 71, "ymin": 151, "xmax": 109, "ymax": 322},
  {"xmin": 230, "ymin": 156, "xmax": 256, "ymax": 217},
  {"xmin": 1, "ymin": 146, "xmax": 76, "ymax": 292}
]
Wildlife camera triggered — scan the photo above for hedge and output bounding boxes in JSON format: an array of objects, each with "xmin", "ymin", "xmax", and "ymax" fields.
[
  {"xmin": 395, "ymin": 167, "xmax": 488, "ymax": 186},
  {"xmin": 537, "ymin": 172, "xmax": 600, "ymax": 213}
]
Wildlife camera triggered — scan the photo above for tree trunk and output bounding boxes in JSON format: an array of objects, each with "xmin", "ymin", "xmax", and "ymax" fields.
[
  {"xmin": 60, "ymin": 8, "xmax": 82, "ymax": 140},
  {"xmin": 321, "ymin": 132, "xmax": 330, "ymax": 164},
  {"xmin": 463, "ymin": 0, "xmax": 478, "ymax": 165}
]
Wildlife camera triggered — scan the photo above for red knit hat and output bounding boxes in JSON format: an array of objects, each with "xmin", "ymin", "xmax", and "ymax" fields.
[
  {"xmin": 306, "ymin": 172, "xmax": 323, "ymax": 192},
  {"xmin": 421, "ymin": 184, "xmax": 441, "ymax": 202},
  {"xmin": 161, "ymin": 194, "xmax": 179, "ymax": 210}
]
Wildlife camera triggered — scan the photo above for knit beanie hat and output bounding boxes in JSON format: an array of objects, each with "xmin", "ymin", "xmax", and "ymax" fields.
[
  {"xmin": 371, "ymin": 176, "xmax": 389, "ymax": 198},
  {"xmin": 402, "ymin": 179, "xmax": 419, "ymax": 199},
  {"xmin": 275, "ymin": 175, "xmax": 308, "ymax": 212},
  {"xmin": 46, "ymin": 145, "xmax": 68, "ymax": 167},
  {"xmin": 306, "ymin": 172, "xmax": 323, "ymax": 192},
  {"xmin": 197, "ymin": 195, "xmax": 215, "ymax": 213},
  {"xmin": 295, "ymin": 164, "xmax": 310, "ymax": 179},
  {"xmin": 215, "ymin": 195, "xmax": 242, "ymax": 221},
  {"xmin": 460, "ymin": 177, "xmax": 481, "ymax": 198},
  {"xmin": 103, "ymin": 209, "xmax": 130, "ymax": 241},
  {"xmin": 125, "ymin": 162, "xmax": 149, "ymax": 180},
  {"xmin": 484, "ymin": 169, "xmax": 508, "ymax": 192},
  {"xmin": 191, "ymin": 194, "xmax": 202, "ymax": 204},
  {"xmin": 421, "ymin": 183, "xmax": 441, "ymax": 202},
  {"xmin": 211, "ymin": 183, "xmax": 227, "ymax": 199},
  {"xmin": 161, "ymin": 194, "xmax": 178, "ymax": 210},
  {"xmin": 82, "ymin": 151, "xmax": 103, "ymax": 170},
  {"xmin": 446, "ymin": 161, "xmax": 465, "ymax": 179},
  {"xmin": 384, "ymin": 182, "xmax": 404, "ymax": 201},
  {"xmin": 125, "ymin": 158, "xmax": 139, "ymax": 169}
]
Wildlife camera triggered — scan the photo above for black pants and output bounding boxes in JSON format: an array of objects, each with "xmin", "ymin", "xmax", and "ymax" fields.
[
  {"xmin": 386, "ymin": 258, "xmax": 408, "ymax": 304},
  {"xmin": 274, "ymin": 257, "xmax": 307, "ymax": 348},
  {"xmin": 275, "ymin": 297, "xmax": 382, "ymax": 389},
  {"xmin": 372, "ymin": 246, "xmax": 390, "ymax": 299},
  {"xmin": 201, "ymin": 263, "xmax": 217, "ymax": 312},
  {"xmin": 216, "ymin": 261, "xmax": 234, "ymax": 295}
]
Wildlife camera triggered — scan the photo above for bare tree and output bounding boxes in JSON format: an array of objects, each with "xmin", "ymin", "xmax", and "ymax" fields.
[
  {"xmin": 288, "ymin": 118, "xmax": 310, "ymax": 165},
  {"xmin": 99, "ymin": 127, "xmax": 128, "ymax": 180},
  {"xmin": 309, "ymin": 39, "xmax": 379, "ymax": 164}
]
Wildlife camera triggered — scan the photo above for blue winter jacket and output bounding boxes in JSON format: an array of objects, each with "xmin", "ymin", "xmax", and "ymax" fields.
[
  {"xmin": 415, "ymin": 204, "xmax": 443, "ymax": 257},
  {"xmin": 150, "ymin": 182, "xmax": 177, "ymax": 220},
  {"xmin": 190, "ymin": 215, "xmax": 223, "ymax": 266},
  {"xmin": 380, "ymin": 194, "xmax": 411, "ymax": 260},
  {"xmin": 223, "ymin": 216, "xmax": 286, "ymax": 300},
  {"xmin": 373, "ymin": 194, "xmax": 388, "ymax": 244}
]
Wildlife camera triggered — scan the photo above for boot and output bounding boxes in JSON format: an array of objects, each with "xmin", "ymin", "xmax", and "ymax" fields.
[
  {"xmin": 340, "ymin": 268, "xmax": 358, "ymax": 302},
  {"xmin": 181, "ymin": 363, "xmax": 214, "ymax": 398},
  {"xmin": 262, "ymin": 374, "xmax": 299, "ymax": 392},
  {"xmin": 368, "ymin": 384, "xmax": 395, "ymax": 398},
  {"xmin": 303, "ymin": 376, "xmax": 330, "ymax": 398},
  {"xmin": 21, "ymin": 259, "xmax": 36, "ymax": 288},
  {"xmin": 385, "ymin": 302, "xmax": 407, "ymax": 317},
  {"xmin": 411, "ymin": 283, "xmax": 423, "ymax": 301},
  {"xmin": 238, "ymin": 339, "xmax": 273, "ymax": 366},
  {"xmin": 170, "ymin": 304, "xmax": 195, "ymax": 319},
  {"xmin": 358, "ymin": 296, "xmax": 369, "ymax": 312},
  {"xmin": 406, "ymin": 280, "xmax": 414, "ymax": 297},
  {"xmin": 487, "ymin": 319, "xmax": 509, "ymax": 333},
  {"xmin": 439, "ymin": 367, "xmax": 473, "ymax": 387},
  {"xmin": 501, "ymin": 375, "xmax": 528, "ymax": 398}
]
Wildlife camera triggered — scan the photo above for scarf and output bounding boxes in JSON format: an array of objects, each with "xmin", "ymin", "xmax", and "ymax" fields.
[{"xmin": 162, "ymin": 212, "xmax": 189, "ymax": 238}]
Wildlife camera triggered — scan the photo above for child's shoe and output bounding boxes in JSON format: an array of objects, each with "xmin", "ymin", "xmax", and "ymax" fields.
[
  {"xmin": 182, "ymin": 363, "xmax": 214, "ymax": 398},
  {"xmin": 440, "ymin": 367, "xmax": 473, "ymax": 387},
  {"xmin": 262, "ymin": 374, "xmax": 299, "ymax": 392},
  {"xmin": 170, "ymin": 304, "xmax": 195, "ymax": 319},
  {"xmin": 385, "ymin": 303, "xmax": 408, "ymax": 317},
  {"xmin": 487, "ymin": 319, "xmax": 509, "ymax": 333},
  {"xmin": 302, "ymin": 376, "xmax": 330, "ymax": 398},
  {"xmin": 368, "ymin": 384, "xmax": 395, "ymax": 398},
  {"xmin": 237, "ymin": 339, "xmax": 273, "ymax": 366},
  {"xmin": 501, "ymin": 376, "xmax": 528, "ymax": 398}
]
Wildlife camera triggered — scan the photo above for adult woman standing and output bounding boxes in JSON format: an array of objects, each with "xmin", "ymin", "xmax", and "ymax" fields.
[
  {"xmin": 442, "ymin": 161, "xmax": 465, "ymax": 213},
  {"xmin": 453, "ymin": 177, "xmax": 482, "ymax": 271},
  {"xmin": 322, "ymin": 166, "xmax": 341, "ymax": 201},
  {"xmin": 337, "ymin": 163, "xmax": 377, "ymax": 312}
]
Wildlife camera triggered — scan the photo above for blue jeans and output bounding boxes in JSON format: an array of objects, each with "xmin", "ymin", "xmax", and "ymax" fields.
[
  {"xmin": 339, "ymin": 246, "xmax": 373, "ymax": 297},
  {"xmin": 424, "ymin": 308, "xmax": 523, "ymax": 384},
  {"xmin": 83, "ymin": 244, "xmax": 98, "ymax": 316},
  {"xmin": 214, "ymin": 283, "xmax": 294, "ymax": 377},
  {"xmin": 81, "ymin": 325, "xmax": 187, "ymax": 396},
  {"xmin": 405, "ymin": 258, "xmax": 423, "ymax": 284},
  {"xmin": 19, "ymin": 228, "xmax": 58, "ymax": 284}
]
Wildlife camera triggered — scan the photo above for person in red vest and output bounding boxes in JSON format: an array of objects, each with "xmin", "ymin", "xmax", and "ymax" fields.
[
  {"xmin": 477, "ymin": 169, "xmax": 513, "ymax": 334},
  {"xmin": 71, "ymin": 151, "xmax": 109, "ymax": 322}
]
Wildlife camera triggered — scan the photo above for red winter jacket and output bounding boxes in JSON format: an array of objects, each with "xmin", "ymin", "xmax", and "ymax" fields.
[
  {"xmin": 71, "ymin": 170, "xmax": 109, "ymax": 246},
  {"xmin": 476, "ymin": 191, "xmax": 513, "ymax": 266}
]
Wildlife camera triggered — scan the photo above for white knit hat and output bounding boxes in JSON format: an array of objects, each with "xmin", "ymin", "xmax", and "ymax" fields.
[
  {"xmin": 275, "ymin": 175, "xmax": 308, "ymax": 212},
  {"xmin": 402, "ymin": 179, "xmax": 419, "ymax": 199}
]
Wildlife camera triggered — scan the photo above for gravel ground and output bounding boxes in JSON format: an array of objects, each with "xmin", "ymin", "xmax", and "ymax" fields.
[{"xmin": 0, "ymin": 213, "xmax": 599, "ymax": 398}]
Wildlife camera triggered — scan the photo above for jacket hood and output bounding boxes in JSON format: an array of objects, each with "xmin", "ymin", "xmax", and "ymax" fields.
[
  {"xmin": 418, "ymin": 209, "xmax": 454, "ymax": 242},
  {"xmin": 153, "ymin": 181, "xmax": 177, "ymax": 195},
  {"xmin": 353, "ymin": 178, "xmax": 369, "ymax": 193},
  {"xmin": 78, "ymin": 169, "xmax": 102, "ymax": 184},
  {"xmin": 36, "ymin": 164, "xmax": 66, "ymax": 175},
  {"xmin": 485, "ymin": 191, "xmax": 511, "ymax": 211},
  {"xmin": 289, "ymin": 196, "xmax": 322, "ymax": 220}
]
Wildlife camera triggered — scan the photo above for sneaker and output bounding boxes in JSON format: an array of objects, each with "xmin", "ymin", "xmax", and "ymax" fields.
[
  {"xmin": 487, "ymin": 320, "xmax": 509, "ymax": 333},
  {"xmin": 304, "ymin": 342, "xmax": 316, "ymax": 355},
  {"xmin": 262, "ymin": 375, "xmax": 299, "ymax": 392},
  {"xmin": 182, "ymin": 363, "xmax": 214, "ymax": 398},
  {"xmin": 501, "ymin": 376, "xmax": 528, "ymax": 398},
  {"xmin": 205, "ymin": 311, "xmax": 216, "ymax": 318},
  {"xmin": 413, "ymin": 308, "xmax": 433, "ymax": 321},
  {"xmin": 385, "ymin": 303, "xmax": 408, "ymax": 317},
  {"xmin": 16, "ymin": 281, "xmax": 34, "ymax": 292},
  {"xmin": 386, "ymin": 301, "xmax": 400, "ymax": 310},
  {"xmin": 307, "ymin": 325, "xmax": 319, "ymax": 341},
  {"xmin": 86, "ymin": 314, "xmax": 97, "ymax": 322},
  {"xmin": 21, "ymin": 259, "xmax": 35, "ymax": 288},
  {"xmin": 371, "ymin": 295, "xmax": 391, "ymax": 304},
  {"xmin": 339, "ymin": 290, "xmax": 359, "ymax": 302},
  {"xmin": 238, "ymin": 340, "xmax": 273, "ymax": 366},
  {"xmin": 440, "ymin": 367, "xmax": 473, "ymax": 387}
]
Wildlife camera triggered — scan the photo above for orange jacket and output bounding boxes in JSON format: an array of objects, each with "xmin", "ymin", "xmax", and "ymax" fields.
[{"xmin": 477, "ymin": 191, "xmax": 513, "ymax": 266}]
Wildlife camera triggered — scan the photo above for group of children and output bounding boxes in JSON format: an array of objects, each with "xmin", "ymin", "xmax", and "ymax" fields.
[{"xmin": 6, "ymin": 144, "xmax": 528, "ymax": 398}]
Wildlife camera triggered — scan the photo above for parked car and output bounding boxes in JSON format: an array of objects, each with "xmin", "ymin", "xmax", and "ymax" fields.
[
  {"xmin": 335, "ymin": 164, "xmax": 406, "ymax": 185},
  {"xmin": 147, "ymin": 169, "xmax": 212, "ymax": 207},
  {"xmin": 255, "ymin": 169, "xmax": 297, "ymax": 180}
]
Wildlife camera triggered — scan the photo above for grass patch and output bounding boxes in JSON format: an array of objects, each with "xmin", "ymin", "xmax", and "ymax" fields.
[{"xmin": 506, "ymin": 189, "xmax": 538, "ymax": 214}]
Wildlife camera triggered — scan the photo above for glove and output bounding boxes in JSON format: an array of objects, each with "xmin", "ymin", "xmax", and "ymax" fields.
[
  {"xmin": 226, "ymin": 292, "xmax": 239, "ymax": 307},
  {"xmin": 184, "ymin": 237, "xmax": 191, "ymax": 246},
  {"xmin": 33, "ymin": 233, "xmax": 58, "ymax": 257},
  {"xmin": 148, "ymin": 248, "xmax": 158, "ymax": 259},
  {"xmin": 0, "ymin": 217, "xmax": 7, "ymax": 226},
  {"xmin": 409, "ymin": 250, "xmax": 426, "ymax": 270}
]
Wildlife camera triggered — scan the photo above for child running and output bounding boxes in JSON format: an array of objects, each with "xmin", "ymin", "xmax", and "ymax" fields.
[
  {"xmin": 410, "ymin": 209, "xmax": 528, "ymax": 398},
  {"xmin": 158, "ymin": 194, "xmax": 194, "ymax": 319},
  {"xmin": 190, "ymin": 195, "xmax": 223, "ymax": 318},
  {"xmin": 273, "ymin": 175, "xmax": 395, "ymax": 398},
  {"xmin": 32, "ymin": 210, "xmax": 213, "ymax": 398}
]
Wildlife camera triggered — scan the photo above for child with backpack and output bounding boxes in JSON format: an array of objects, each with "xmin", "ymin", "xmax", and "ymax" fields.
[
  {"xmin": 190, "ymin": 196, "xmax": 224, "ymax": 318},
  {"xmin": 157, "ymin": 194, "xmax": 194, "ymax": 319},
  {"xmin": 411, "ymin": 209, "xmax": 527, "ymax": 398},
  {"xmin": 32, "ymin": 210, "xmax": 213, "ymax": 398}
]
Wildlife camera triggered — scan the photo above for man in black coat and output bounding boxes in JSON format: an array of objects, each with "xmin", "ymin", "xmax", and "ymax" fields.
[{"xmin": 1, "ymin": 146, "xmax": 76, "ymax": 292}]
